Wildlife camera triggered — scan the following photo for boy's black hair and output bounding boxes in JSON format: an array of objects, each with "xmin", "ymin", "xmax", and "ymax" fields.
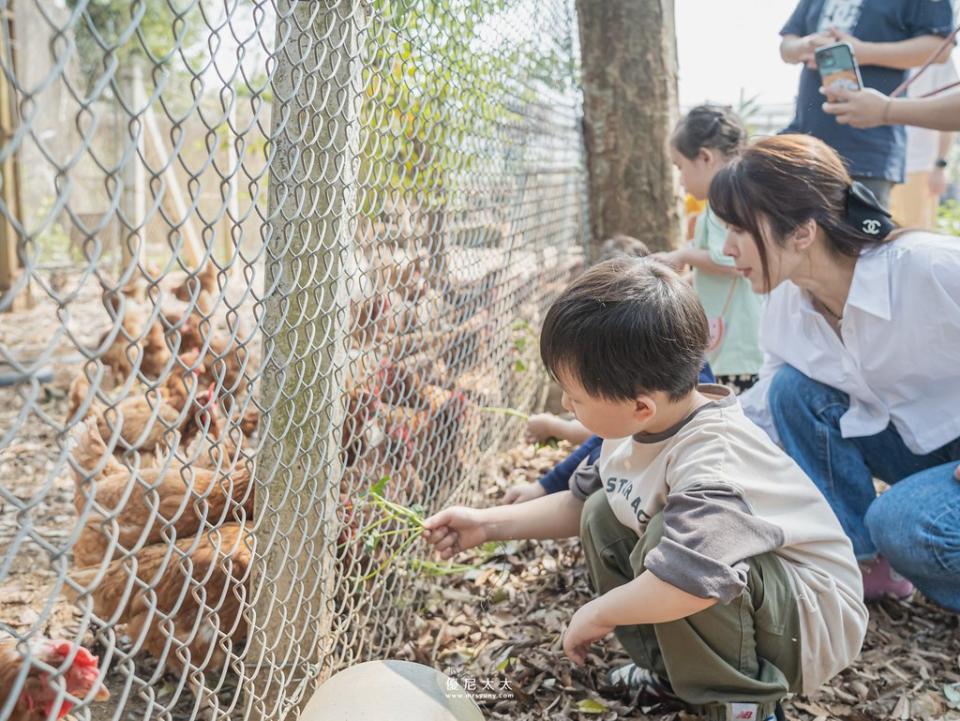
[{"xmin": 540, "ymin": 258, "xmax": 708, "ymax": 402}]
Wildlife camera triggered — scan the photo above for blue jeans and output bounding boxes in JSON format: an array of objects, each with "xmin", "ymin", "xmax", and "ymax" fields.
[{"xmin": 768, "ymin": 365, "xmax": 960, "ymax": 612}]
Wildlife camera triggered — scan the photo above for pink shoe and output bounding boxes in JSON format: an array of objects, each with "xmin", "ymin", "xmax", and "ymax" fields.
[{"xmin": 860, "ymin": 557, "xmax": 914, "ymax": 601}]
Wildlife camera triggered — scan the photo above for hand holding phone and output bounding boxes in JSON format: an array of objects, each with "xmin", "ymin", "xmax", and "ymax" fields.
[{"xmin": 816, "ymin": 42, "xmax": 863, "ymax": 92}]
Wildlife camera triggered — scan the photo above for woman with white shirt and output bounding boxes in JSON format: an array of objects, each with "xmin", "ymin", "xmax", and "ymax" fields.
[{"xmin": 708, "ymin": 133, "xmax": 960, "ymax": 610}]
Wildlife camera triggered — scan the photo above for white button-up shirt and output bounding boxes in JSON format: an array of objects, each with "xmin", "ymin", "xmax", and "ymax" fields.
[{"xmin": 740, "ymin": 231, "xmax": 960, "ymax": 455}]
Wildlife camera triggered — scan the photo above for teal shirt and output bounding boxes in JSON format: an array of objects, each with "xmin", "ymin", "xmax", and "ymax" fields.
[{"xmin": 693, "ymin": 206, "xmax": 763, "ymax": 376}]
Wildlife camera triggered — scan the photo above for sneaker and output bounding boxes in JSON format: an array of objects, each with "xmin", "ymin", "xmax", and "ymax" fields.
[
  {"xmin": 860, "ymin": 557, "xmax": 914, "ymax": 601},
  {"xmin": 732, "ymin": 701, "xmax": 785, "ymax": 721},
  {"xmin": 766, "ymin": 702, "xmax": 787, "ymax": 721},
  {"xmin": 605, "ymin": 663, "xmax": 679, "ymax": 704}
]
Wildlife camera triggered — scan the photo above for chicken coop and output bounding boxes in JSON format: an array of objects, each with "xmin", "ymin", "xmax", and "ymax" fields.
[{"xmin": 0, "ymin": 0, "xmax": 587, "ymax": 719}]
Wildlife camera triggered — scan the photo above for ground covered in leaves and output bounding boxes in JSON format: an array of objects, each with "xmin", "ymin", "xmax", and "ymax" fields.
[{"xmin": 397, "ymin": 441, "xmax": 960, "ymax": 721}]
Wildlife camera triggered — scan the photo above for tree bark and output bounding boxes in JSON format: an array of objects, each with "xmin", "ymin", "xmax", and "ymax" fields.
[{"xmin": 576, "ymin": 0, "xmax": 680, "ymax": 256}]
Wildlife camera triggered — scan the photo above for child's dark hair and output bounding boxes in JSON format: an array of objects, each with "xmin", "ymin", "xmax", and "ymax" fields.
[
  {"xmin": 540, "ymin": 259, "xmax": 708, "ymax": 402},
  {"xmin": 673, "ymin": 105, "xmax": 746, "ymax": 159}
]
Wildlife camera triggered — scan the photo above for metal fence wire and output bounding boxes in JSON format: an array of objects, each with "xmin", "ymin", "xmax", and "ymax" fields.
[{"xmin": 0, "ymin": 0, "xmax": 587, "ymax": 719}]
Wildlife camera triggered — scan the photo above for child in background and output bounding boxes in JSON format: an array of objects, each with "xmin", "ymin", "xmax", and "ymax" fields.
[
  {"xmin": 502, "ymin": 234, "xmax": 715, "ymax": 505},
  {"xmin": 654, "ymin": 105, "xmax": 762, "ymax": 392},
  {"xmin": 424, "ymin": 259, "xmax": 867, "ymax": 721}
]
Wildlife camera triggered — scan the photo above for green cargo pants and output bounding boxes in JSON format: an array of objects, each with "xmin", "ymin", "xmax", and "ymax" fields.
[{"xmin": 579, "ymin": 490, "xmax": 804, "ymax": 721}]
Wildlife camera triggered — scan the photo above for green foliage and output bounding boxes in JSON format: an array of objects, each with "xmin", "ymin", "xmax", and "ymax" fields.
[
  {"xmin": 65, "ymin": 0, "xmax": 202, "ymax": 98},
  {"xmin": 357, "ymin": 0, "xmax": 571, "ymax": 217},
  {"xmin": 937, "ymin": 199, "xmax": 960, "ymax": 237}
]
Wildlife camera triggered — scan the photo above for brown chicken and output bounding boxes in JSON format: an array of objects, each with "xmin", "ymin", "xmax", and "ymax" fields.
[
  {"xmin": 99, "ymin": 299, "xmax": 174, "ymax": 380},
  {"xmin": 92, "ymin": 355, "xmax": 209, "ymax": 455},
  {"xmin": 379, "ymin": 385, "xmax": 473, "ymax": 478},
  {"xmin": 181, "ymin": 395, "xmax": 257, "ymax": 472},
  {"xmin": 69, "ymin": 417, "xmax": 127, "ymax": 484},
  {"xmin": 70, "ymin": 420, "xmax": 253, "ymax": 567},
  {"xmin": 197, "ymin": 333, "xmax": 250, "ymax": 396},
  {"xmin": 0, "ymin": 637, "xmax": 109, "ymax": 721},
  {"xmin": 171, "ymin": 258, "xmax": 218, "ymax": 302},
  {"xmin": 69, "ymin": 523, "xmax": 252, "ymax": 676},
  {"xmin": 340, "ymin": 382, "xmax": 384, "ymax": 469}
]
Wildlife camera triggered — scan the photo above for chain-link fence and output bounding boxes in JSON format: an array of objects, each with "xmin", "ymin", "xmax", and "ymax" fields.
[{"xmin": 0, "ymin": 0, "xmax": 587, "ymax": 718}]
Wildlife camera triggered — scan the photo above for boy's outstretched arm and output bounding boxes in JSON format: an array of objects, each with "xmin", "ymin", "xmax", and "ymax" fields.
[
  {"xmin": 423, "ymin": 490, "xmax": 584, "ymax": 560},
  {"xmin": 563, "ymin": 572, "xmax": 717, "ymax": 665}
]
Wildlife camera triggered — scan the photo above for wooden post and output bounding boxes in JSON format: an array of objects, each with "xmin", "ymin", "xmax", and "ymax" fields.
[
  {"xmin": 0, "ymin": 6, "xmax": 25, "ymax": 310},
  {"xmin": 142, "ymin": 103, "xmax": 203, "ymax": 268},
  {"xmin": 222, "ymin": 100, "xmax": 239, "ymax": 267},
  {"xmin": 248, "ymin": 2, "xmax": 363, "ymax": 719},
  {"xmin": 120, "ymin": 61, "xmax": 146, "ymax": 272},
  {"xmin": 576, "ymin": 0, "xmax": 681, "ymax": 255}
]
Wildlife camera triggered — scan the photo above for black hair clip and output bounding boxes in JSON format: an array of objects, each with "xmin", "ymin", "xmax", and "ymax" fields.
[{"xmin": 844, "ymin": 181, "xmax": 895, "ymax": 239}]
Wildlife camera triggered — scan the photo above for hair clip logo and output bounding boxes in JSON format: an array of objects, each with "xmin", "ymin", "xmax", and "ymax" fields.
[{"xmin": 862, "ymin": 218, "xmax": 882, "ymax": 235}]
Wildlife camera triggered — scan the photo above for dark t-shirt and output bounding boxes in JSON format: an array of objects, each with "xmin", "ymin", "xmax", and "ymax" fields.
[{"xmin": 781, "ymin": 0, "xmax": 955, "ymax": 182}]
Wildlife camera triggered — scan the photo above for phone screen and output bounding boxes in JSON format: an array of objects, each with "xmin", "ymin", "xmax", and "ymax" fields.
[{"xmin": 817, "ymin": 45, "xmax": 861, "ymax": 91}]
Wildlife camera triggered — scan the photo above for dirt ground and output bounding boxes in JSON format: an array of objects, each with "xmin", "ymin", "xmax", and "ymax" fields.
[
  {"xmin": 397, "ymin": 442, "xmax": 960, "ymax": 721},
  {"xmin": 2, "ymin": 285, "xmax": 958, "ymax": 720}
]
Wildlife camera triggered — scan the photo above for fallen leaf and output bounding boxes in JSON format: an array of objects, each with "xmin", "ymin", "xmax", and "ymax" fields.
[{"xmin": 576, "ymin": 698, "xmax": 607, "ymax": 714}]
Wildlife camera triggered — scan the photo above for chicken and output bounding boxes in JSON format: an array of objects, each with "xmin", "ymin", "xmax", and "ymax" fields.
[
  {"xmin": 99, "ymin": 299, "xmax": 173, "ymax": 380},
  {"xmin": 68, "ymin": 417, "xmax": 127, "ymax": 484},
  {"xmin": 92, "ymin": 355, "xmax": 207, "ymax": 455},
  {"xmin": 171, "ymin": 258, "xmax": 218, "ymax": 302},
  {"xmin": 69, "ymin": 524, "xmax": 252, "ymax": 675},
  {"xmin": 66, "ymin": 372, "xmax": 107, "ymax": 425},
  {"xmin": 70, "ymin": 431, "xmax": 253, "ymax": 568},
  {"xmin": 0, "ymin": 637, "xmax": 109, "ymax": 721},
  {"xmin": 342, "ymin": 385, "xmax": 381, "ymax": 468},
  {"xmin": 197, "ymin": 333, "xmax": 250, "ymax": 396},
  {"xmin": 379, "ymin": 386, "xmax": 472, "ymax": 476},
  {"xmin": 181, "ymin": 395, "xmax": 256, "ymax": 472}
]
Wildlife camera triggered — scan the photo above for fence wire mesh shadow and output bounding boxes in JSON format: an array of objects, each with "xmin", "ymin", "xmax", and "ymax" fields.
[{"xmin": 0, "ymin": 0, "xmax": 587, "ymax": 718}]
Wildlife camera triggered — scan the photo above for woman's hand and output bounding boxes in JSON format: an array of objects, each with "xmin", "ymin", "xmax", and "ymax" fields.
[
  {"xmin": 422, "ymin": 506, "xmax": 489, "ymax": 559},
  {"xmin": 825, "ymin": 27, "xmax": 866, "ymax": 63},
  {"xmin": 562, "ymin": 600, "xmax": 616, "ymax": 666},
  {"xmin": 501, "ymin": 481, "xmax": 547, "ymax": 505},
  {"xmin": 821, "ymin": 86, "xmax": 891, "ymax": 128}
]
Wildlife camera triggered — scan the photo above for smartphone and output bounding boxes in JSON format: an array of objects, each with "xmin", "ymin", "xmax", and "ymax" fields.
[{"xmin": 815, "ymin": 42, "xmax": 863, "ymax": 91}]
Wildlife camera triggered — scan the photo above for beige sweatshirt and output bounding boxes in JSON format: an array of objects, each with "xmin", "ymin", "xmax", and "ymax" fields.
[{"xmin": 570, "ymin": 385, "xmax": 868, "ymax": 694}]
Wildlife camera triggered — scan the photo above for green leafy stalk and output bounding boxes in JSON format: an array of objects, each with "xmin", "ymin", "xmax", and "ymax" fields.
[{"xmin": 479, "ymin": 406, "xmax": 530, "ymax": 421}]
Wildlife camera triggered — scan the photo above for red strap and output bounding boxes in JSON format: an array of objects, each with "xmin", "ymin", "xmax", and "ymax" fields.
[{"xmin": 890, "ymin": 24, "xmax": 960, "ymax": 99}]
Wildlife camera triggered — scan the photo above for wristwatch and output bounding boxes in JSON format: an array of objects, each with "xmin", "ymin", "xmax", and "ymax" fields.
[{"xmin": 935, "ymin": 158, "xmax": 949, "ymax": 169}]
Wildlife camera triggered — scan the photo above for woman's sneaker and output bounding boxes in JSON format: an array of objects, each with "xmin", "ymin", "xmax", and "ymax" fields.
[
  {"xmin": 859, "ymin": 557, "xmax": 914, "ymax": 601},
  {"xmin": 604, "ymin": 663, "xmax": 679, "ymax": 704}
]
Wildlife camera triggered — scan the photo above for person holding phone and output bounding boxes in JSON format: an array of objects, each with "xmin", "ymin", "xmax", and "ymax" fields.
[
  {"xmin": 779, "ymin": 0, "xmax": 955, "ymax": 207},
  {"xmin": 822, "ymin": 84, "xmax": 960, "ymax": 131}
]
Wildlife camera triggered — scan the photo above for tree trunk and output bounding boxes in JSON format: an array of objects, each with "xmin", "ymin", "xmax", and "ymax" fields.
[{"xmin": 576, "ymin": 0, "xmax": 680, "ymax": 256}]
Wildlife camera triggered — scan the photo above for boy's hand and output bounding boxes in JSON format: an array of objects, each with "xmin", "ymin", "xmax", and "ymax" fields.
[
  {"xmin": 562, "ymin": 600, "xmax": 616, "ymax": 666},
  {"xmin": 501, "ymin": 481, "xmax": 547, "ymax": 505},
  {"xmin": 525, "ymin": 413, "xmax": 560, "ymax": 443},
  {"xmin": 422, "ymin": 506, "xmax": 489, "ymax": 559}
]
